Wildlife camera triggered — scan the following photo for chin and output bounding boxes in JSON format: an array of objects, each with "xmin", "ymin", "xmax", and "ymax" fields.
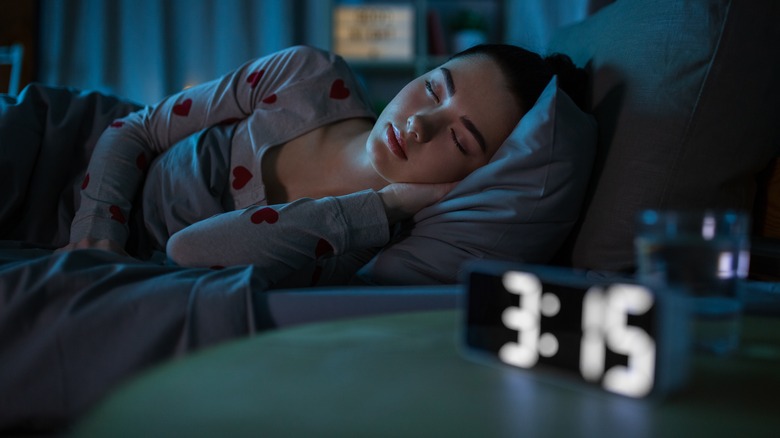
[{"xmin": 366, "ymin": 146, "xmax": 394, "ymax": 183}]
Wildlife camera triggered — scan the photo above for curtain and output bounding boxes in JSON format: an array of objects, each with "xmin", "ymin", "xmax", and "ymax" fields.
[
  {"xmin": 38, "ymin": 0, "xmax": 295, "ymax": 104},
  {"xmin": 36, "ymin": 0, "xmax": 612, "ymax": 105}
]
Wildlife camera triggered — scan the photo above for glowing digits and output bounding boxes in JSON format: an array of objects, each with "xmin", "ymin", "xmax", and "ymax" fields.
[
  {"xmin": 581, "ymin": 284, "xmax": 656, "ymax": 398},
  {"xmin": 580, "ymin": 286, "xmax": 607, "ymax": 381},
  {"xmin": 499, "ymin": 271, "xmax": 541, "ymax": 368},
  {"xmin": 498, "ymin": 270, "xmax": 656, "ymax": 398}
]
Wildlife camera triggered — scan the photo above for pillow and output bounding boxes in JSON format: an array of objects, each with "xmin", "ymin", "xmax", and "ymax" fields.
[
  {"xmin": 357, "ymin": 77, "xmax": 597, "ymax": 284},
  {"xmin": 547, "ymin": 0, "xmax": 780, "ymax": 272}
]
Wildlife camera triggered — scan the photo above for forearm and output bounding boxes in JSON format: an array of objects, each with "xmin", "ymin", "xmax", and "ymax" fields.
[
  {"xmin": 166, "ymin": 190, "xmax": 390, "ymax": 285},
  {"xmin": 69, "ymin": 114, "xmax": 152, "ymax": 244}
]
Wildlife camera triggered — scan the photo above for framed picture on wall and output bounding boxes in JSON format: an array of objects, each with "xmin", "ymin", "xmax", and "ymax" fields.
[{"xmin": 333, "ymin": 4, "xmax": 415, "ymax": 61}]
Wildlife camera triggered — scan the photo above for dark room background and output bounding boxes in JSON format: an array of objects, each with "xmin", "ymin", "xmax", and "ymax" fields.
[{"xmin": 1, "ymin": 0, "xmax": 612, "ymax": 105}]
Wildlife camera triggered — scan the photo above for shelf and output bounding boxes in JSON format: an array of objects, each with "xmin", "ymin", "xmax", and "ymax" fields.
[
  {"xmin": 327, "ymin": 0, "xmax": 504, "ymax": 70},
  {"xmin": 323, "ymin": 0, "xmax": 506, "ymax": 111}
]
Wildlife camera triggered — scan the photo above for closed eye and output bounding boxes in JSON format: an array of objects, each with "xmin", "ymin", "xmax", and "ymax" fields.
[
  {"xmin": 425, "ymin": 80, "xmax": 440, "ymax": 103},
  {"xmin": 451, "ymin": 129, "xmax": 467, "ymax": 155}
]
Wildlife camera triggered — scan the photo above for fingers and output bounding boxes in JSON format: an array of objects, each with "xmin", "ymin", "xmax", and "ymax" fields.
[{"xmin": 378, "ymin": 181, "xmax": 459, "ymax": 224}]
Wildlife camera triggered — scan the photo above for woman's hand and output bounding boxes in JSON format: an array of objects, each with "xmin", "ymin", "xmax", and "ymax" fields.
[
  {"xmin": 56, "ymin": 238, "xmax": 130, "ymax": 257},
  {"xmin": 378, "ymin": 181, "xmax": 458, "ymax": 224}
]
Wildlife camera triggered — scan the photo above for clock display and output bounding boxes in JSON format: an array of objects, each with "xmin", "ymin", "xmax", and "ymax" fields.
[{"xmin": 463, "ymin": 262, "xmax": 689, "ymax": 399}]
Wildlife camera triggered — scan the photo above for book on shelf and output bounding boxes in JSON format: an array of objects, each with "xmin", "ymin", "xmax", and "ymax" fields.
[{"xmin": 333, "ymin": 4, "xmax": 415, "ymax": 61}]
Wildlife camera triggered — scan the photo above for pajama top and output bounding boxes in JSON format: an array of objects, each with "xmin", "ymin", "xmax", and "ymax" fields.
[{"xmin": 69, "ymin": 46, "xmax": 390, "ymax": 286}]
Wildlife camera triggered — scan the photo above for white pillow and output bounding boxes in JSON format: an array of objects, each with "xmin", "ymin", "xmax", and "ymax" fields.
[{"xmin": 357, "ymin": 76, "xmax": 597, "ymax": 284}]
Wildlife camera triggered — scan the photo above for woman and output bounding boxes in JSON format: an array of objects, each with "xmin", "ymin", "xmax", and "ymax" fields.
[
  {"xmin": 0, "ymin": 46, "xmax": 586, "ymax": 428},
  {"xmin": 60, "ymin": 44, "xmax": 584, "ymax": 283}
]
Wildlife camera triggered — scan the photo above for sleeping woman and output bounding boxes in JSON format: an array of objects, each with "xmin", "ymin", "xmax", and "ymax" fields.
[
  {"xmin": 57, "ymin": 44, "xmax": 585, "ymax": 285},
  {"xmin": 0, "ymin": 44, "xmax": 588, "ymax": 431}
]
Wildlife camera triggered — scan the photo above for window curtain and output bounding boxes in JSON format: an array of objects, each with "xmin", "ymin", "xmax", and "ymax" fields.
[{"xmin": 38, "ymin": 0, "xmax": 296, "ymax": 104}]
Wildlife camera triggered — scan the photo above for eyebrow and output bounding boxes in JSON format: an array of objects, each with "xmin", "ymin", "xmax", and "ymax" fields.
[
  {"xmin": 440, "ymin": 67, "xmax": 487, "ymax": 154},
  {"xmin": 440, "ymin": 67, "xmax": 456, "ymax": 95}
]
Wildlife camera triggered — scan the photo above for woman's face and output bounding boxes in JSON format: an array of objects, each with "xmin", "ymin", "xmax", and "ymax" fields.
[{"xmin": 366, "ymin": 55, "xmax": 522, "ymax": 184}]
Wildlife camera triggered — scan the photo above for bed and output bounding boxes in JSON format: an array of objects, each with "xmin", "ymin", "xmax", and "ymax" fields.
[{"xmin": 1, "ymin": 0, "xmax": 779, "ymax": 434}]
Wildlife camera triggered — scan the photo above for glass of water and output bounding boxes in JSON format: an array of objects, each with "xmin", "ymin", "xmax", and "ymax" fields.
[{"xmin": 635, "ymin": 210, "xmax": 751, "ymax": 355}]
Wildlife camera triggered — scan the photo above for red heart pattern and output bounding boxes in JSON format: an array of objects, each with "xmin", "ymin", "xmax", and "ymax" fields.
[
  {"xmin": 262, "ymin": 94, "xmax": 277, "ymax": 104},
  {"xmin": 232, "ymin": 165, "xmax": 253, "ymax": 190},
  {"xmin": 315, "ymin": 238, "xmax": 333, "ymax": 258},
  {"xmin": 251, "ymin": 207, "xmax": 279, "ymax": 224},
  {"xmin": 247, "ymin": 70, "xmax": 265, "ymax": 88},
  {"xmin": 81, "ymin": 173, "xmax": 90, "ymax": 190},
  {"xmin": 173, "ymin": 99, "xmax": 192, "ymax": 116},
  {"xmin": 109, "ymin": 205, "xmax": 126, "ymax": 224},
  {"xmin": 110, "ymin": 121, "xmax": 124, "ymax": 128},
  {"xmin": 329, "ymin": 79, "xmax": 350, "ymax": 99}
]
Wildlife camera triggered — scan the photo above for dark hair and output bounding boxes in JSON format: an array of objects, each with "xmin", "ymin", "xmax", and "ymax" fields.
[{"xmin": 450, "ymin": 44, "xmax": 587, "ymax": 114}]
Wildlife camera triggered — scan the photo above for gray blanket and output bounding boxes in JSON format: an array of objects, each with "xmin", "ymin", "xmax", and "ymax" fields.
[{"xmin": 0, "ymin": 85, "xmax": 274, "ymax": 434}]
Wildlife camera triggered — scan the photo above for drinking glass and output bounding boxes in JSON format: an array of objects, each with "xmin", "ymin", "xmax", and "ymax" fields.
[{"xmin": 635, "ymin": 210, "xmax": 751, "ymax": 355}]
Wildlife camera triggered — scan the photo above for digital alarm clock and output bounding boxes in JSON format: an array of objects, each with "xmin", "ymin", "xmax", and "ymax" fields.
[{"xmin": 462, "ymin": 262, "xmax": 690, "ymax": 399}]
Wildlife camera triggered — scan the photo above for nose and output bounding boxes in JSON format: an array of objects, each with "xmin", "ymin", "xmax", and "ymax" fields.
[{"xmin": 406, "ymin": 114, "xmax": 432, "ymax": 144}]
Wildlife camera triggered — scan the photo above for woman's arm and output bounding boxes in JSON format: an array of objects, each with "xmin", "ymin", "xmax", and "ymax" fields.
[
  {"xmin": 166, "ymin": 191, "xmax": 387, "ymax": 279},
  {"xmin": 166, "ymin": 183, "xmax": 455, "ymax": 284},
  {"xmin": 67, "ymin": 46, "xmax": 335, "ymax": 251}
]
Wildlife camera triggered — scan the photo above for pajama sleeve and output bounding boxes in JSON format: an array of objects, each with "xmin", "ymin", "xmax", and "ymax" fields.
[
  {"xmin": 69, "ymin": 46, "xmax": 341, "ymax": 247},
  {"xmin": 166, "ymin": 190, "xmax": 390, "ymax": 286}
]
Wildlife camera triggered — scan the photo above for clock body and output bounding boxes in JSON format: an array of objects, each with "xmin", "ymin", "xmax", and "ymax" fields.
[{"xmin": 462, "ymin": 261, "xmax": 690, "ymax": 399}]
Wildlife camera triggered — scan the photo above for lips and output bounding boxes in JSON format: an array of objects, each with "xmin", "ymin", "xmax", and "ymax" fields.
[{"xmin": 385, "ymin": 124, "xmax": 408, "ymax": 160}]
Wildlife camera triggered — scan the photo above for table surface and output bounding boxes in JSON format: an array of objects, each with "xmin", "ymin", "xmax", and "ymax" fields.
[{"xmin": 76, "ymin": 310, "xmax": 780, "ymax": 437}]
